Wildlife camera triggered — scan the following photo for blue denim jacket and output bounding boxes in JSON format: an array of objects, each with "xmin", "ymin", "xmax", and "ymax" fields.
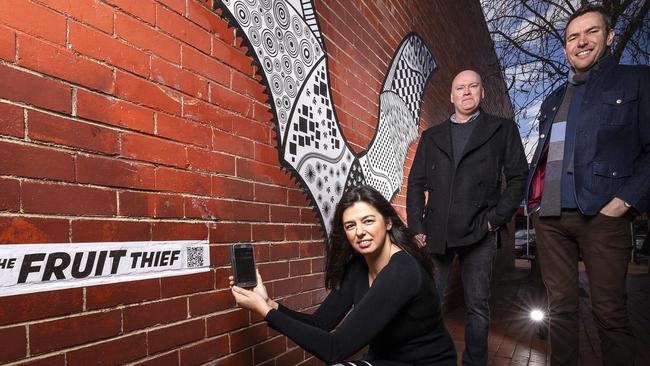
[{"xmin": 526, "ymin": 56, "xmax": 650, "ymax": 215}]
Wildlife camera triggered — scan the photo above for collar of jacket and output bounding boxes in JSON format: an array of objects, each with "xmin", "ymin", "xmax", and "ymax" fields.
[{"xmin": 427, "ymin": 110, "xmax": 501, "ymax": 159}]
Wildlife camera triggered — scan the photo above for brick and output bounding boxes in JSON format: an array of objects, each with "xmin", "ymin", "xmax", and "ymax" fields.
[
  {"xmin": 152, "ymin": 222, "xmax": 209, "ymax": 241},
  {"xmin": 115, "ymin": 71, "xmax": 182, "ymax": 115},
  {"xmin": 211, "ymin": 38, "xmax": 255, "ymax": 75},
  {"xmin": 77, "ymin": 154, "xmax": 156, "ymax": 190},
  {"xmin": 186, "ymin": 1, "xmax": 226, "ymax": 33},
  {"xmin": 0, "ymin": 0, "xmax": 66, "ymax": 44},
  {"xmin": 187, "ymin": 146, "xmax": 235, "ymax": 174},
  {"xmin": 181, "ymin": 45, "xmax": 230, "ymax": 85},
  {"xmin": 255, "ymin": 184, "xmax": 288, "ymax": 205},
  {"xmin": 301, "ymin": 273, "xmax": 325, "ymax": 291},
  {"xmin": 0, "ymin": 25, "xmax": 15, "ymax": 61},
  {"xmin": 300, "ymin": 242, "xmax": 325, "ymax": 258},
  {"xmin": 0, "ymin": 178, "xmax": 20, "ymax": 212},
  {"xmin": 22, "ymin": 182, "xmax": 116, "ymax": 216},
  {"xmin": 0, "ymin": 217, "xmax": 69, "ymax": 245},
  {"xmin": 180, "ymin": 336, "xmax": 229, "ymax": 366},
  {"xmin": 237, "ymin": 158, "xmax": 293, "ymax": 186},
  {"xmin": 270, "ymin": 243, "xmax": 300, "ymax": 261},
  {"xmin": 252, "ymin": 224, "xmax": 285, "ymax": 242},
  {"xmin": 300, "ymin": 208, "xmax": 318, "ymax": 224},
  {"xmin": 214, "ymin": 266, "xmax": 231, "ymax": 287},
  {"xmin": 147, "ymin": 319, "xmax": 205, "ymax": 354},
  {"xmin": 151, "ymin": 56, "xmax": 208, "ymax": 99},
  {"xmin": 71, "ymin": 219, "xmax": 151, "ymax": 242},
  {"xmin": 254, "ymin": 243, "xmax": 271, "ymax": 262},
  {"xmin": 77, "ymin": 90, "xmax": 154, "ymax": 133},
  {"xmin": 156, "ymin": 5, "xmax": 210, "ymax": 53},
  {"xmin": 86, "ymin": 278, "xmax": 160, "ymax": 310},
  {"xmin": 12, "ymin": 354, "xmax": 66, "ymax": 366},
  {"xmin": 161, "ymin": 270, "xmax": 214, "ymax": 297},
  {"xmin": 210, "ymin": 82, "xmax": 254, "ymax": 116},
  {"xmin": 155, "ymin": 167, "xmax": 211, "ymax": 195},
  {"xmin": 30, "ymin": 310, "xmax": 122, "ymax": 354},
  {"xmin": 286, "ymin": 225, "xmax": 312, "ymax": 241},
  {"xmin": 115, "ymin": 12, "xmax": 179, "ymax": 63},
  {"xmin": 290, "ymin": 259, "xmax": 312, "ymax": 276},
  {"xmin": 276, "ymin": 347, "xmax": 305, "ymax": 366},
  {"xmin": 270, "ymin": 206, "xmax": 301, "ymax": 223},
  {"xmin": 0, "ymin": 102, "xmax": 23, "ymax": 137},
  {"xmin": 28, "ymin": 111, "xmax": 119, "ymax": 154},
  {"xmin": 232, "ymin": 116, "xmax": 271, "ymax": 145},
  {"xmin": 253, "ymin": 100, "xmax": 273, "ymax": 122},
  {"xmin": 66, "ymin": 334, "xmax": 147, "ymax": 366},
  {"xmin": 254, "ymin": 336, "xmax": 287, "ymax": 364},
  {"xmin": 184, "ymin": 197, "xmax": 224, "ymax": 220},
  {"xmin": 230, "ymin": 70, "xmax": 267, "ymax": 102},
  {"xmin": 70, "ymin": 21, "xmax": 148, "ymax": 76},
  {"xmin": 118, "ymin": 191, "xmax": 184, "ymax": 218},
  {"xmin": 130, "ymin": 352, "xmax": 178, "ymax": 366},
  {"xmin": 188, "ymin": 289, "xmax": 235, "ymax": 315},
  {"xmin": 258, "ymin": 262, "xmax": 289, "ymax": 281},
  {"xmin": 210, "ymin": 223, "xmax": 251, "ymax": 243},
  {"xmin": 121, "ymin": 132, "xmax": 187, "ymax": 167},
  {"xmin": 157, "ymin": 0, "xmax": 185, "ymax": 15},
  {"xmin": 0, "ymin": 64, "xmax": 71, "ymax": 113},
  {"xmin": 230, "ymin": 201, "xmax": 270, "ymax": 221},
  {"xmin": 123, "ymin": 297, "xmax": 187, "ymax": 332},
  {"xmin": 106, "ymin": 0, "xmax": 155, "ymax": 25},
  {"xmin": 0, "ymin": 326, "xmax": 26, "ymax": 363},
  {"xmin": 182, "ymin": 98, "xmax": 233, "ymax": 129},
  {"xmin": 288, "ymin": 190, "xmax": 310, "ymax": 207},
  {"xmin": 157, "ymin": 113, "xmax": 211, "ymax": 148},
  {"xmin": 212, "ymin": 176, "xmax": 254, "ymax": 200},
  {"xmin": 311, "ymin": 257, "xmax": 325, "ymax": 272},
  {"xmin": 206, "ymin": 309, "xmax": 249, "ymax": 336},
  {"xmin": 210, "ymin": 245, "xmax": 231, "ymax": 267},
  {"xmin": 230, "ymin": 322, "xmax": 268, "ymax": 352},
  {"xmin": 311, "ymin": 224, "xmax": 325, "ymax": 240},
  {"xmin": 254, "ymin": 142, "xmax": 280, "ymax": 165},
  {"xmin": 38, "ymin": 0, "xmax": 113, "ymax": 33},
  {"xmin": 212, "ymin": 129, "xmax": 254, "ymax": 158},
  {"xmin": 272, "ymin": 277, "xmax": 302, "ymax": 298},
  {"xmin": 217, "ymin": 349, "xmax": 253, "ymax": 366}
]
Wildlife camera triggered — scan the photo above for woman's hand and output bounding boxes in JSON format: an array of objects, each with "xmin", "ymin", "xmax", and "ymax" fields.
[
  {"xmin": 251, "ymin": 270, "xmax": 270, "ymax": 301},
  {"xmin": 231, "ymin": 285, "xmax": 272, "ymax": 317},
  {"xmin": 229, "ymin": 270, "xmax": 278, "ymax": 315}
]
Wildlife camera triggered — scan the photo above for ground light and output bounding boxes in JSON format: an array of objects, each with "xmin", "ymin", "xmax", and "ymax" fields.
[{"xmin": 530, "ymin": 309, "xmax": 545, "ymax": 322}]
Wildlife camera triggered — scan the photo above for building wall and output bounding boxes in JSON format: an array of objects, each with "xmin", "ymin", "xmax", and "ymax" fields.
[{"xmin": 0, "ymin": 0, "xmax": 511, "ymax": 365}]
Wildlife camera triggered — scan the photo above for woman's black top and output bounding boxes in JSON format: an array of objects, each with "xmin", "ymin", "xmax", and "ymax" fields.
[{"xmin": 265, "ymin": 251, "xmax": 457, "ymax": 365}]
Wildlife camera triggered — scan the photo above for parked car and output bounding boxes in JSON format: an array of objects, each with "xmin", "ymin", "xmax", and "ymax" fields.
[{"xmin": 514, "ymin": 228, "xmax": 536, "ymax": 258}]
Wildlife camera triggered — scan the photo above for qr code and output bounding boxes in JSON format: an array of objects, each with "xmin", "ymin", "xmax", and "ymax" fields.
[{"xmin": 187, "ymin": 247, "xmax": 204, "ymax": 268}]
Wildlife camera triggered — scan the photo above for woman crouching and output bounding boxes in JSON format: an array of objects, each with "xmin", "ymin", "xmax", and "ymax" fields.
[{"xmin": 230, "ymin": 185, "xmax": 457, "ymax": 365}]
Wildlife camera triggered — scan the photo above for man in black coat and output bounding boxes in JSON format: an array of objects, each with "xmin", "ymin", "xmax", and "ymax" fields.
[{"xmin": 407, "ymin": 70, "xmax": 528, "ymax": 366}]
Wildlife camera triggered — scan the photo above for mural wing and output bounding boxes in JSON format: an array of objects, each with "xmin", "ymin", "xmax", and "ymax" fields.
[{"xmin": 214, "ymin": 0, "xmax": 435, "ymax": 235}]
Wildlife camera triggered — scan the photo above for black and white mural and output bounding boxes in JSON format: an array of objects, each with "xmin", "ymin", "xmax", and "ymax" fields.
[{"xmin": 215, "ymin": 0, "xmax": 437, "ymax": 234}]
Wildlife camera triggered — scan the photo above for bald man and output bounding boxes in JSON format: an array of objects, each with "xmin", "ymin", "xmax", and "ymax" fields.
[{"xmin": 407, "ymin": 70, "xmax": 528, "ymax": 365}]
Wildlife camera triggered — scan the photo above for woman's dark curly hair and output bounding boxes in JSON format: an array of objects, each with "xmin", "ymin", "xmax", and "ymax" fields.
[{"xmin": 325, "ymin": 185, "xmax": 435, "ymax": 289}]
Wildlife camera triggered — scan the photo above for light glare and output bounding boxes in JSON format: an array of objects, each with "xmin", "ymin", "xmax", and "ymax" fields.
[{"xmin": 530, "ymin": 309, "xmax": 544, "ymax": 322}]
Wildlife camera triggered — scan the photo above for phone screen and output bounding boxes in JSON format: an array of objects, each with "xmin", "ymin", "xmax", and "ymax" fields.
[{"xmin": 233, "ymin": 245, "xmax": 256, "ymax": 286}]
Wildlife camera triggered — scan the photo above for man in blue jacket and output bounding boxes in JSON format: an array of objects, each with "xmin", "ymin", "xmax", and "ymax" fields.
[{"xmin": 526, "ymin": 4, "xmax": 649, "ymax": 365}]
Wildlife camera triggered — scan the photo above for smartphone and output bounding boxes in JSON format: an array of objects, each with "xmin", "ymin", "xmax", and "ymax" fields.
[{"xmin": 230, "ymin": 244, "xmax": 257, "ymax": 288}]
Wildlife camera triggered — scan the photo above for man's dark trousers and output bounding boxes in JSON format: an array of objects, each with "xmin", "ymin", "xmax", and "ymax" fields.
[
  {"xmin": 433, "ymin": 232, "xmax": 497, "ymax": 366},
  {"xmin": 532, "ymin": 210, "xmax": 635, "ymax": 366}
]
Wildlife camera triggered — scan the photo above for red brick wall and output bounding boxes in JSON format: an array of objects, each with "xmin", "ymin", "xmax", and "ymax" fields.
[{"xmin": 0, "ymin": 0, "xmax": 509, "ymax": 365}]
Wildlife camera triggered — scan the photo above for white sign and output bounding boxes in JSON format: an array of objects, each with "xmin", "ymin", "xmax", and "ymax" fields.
[{"xmin": 0, "ymin": 240, "xmax": 210, "ymax": 297}]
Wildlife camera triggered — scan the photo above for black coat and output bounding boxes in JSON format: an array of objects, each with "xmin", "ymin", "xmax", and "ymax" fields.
[{"xmin": 407, "ymin": 112, "xmax": 528, "ymax": 254}]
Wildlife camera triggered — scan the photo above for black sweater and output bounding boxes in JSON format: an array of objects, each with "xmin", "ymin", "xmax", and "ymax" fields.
[{"xmin": 265, "ymin": 251, "xmax": 457, "ymax": 365}]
